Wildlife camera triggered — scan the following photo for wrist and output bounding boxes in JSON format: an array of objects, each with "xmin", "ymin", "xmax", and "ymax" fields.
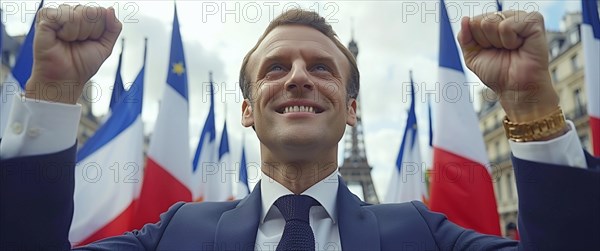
[
  {"xmin": 499, "ymin": 86, "xmax": 559, "ymax": 123},
  {"xmin": 24, "ymin": 77, "xmax": 82, "ymax": 105}
]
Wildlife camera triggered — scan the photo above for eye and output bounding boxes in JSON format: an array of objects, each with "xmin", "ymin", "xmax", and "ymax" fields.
[
  {"xmin": 264, "ymin": 64, "xmax": 287, "ymax": 80},
  {"xmin": 312, "ymin": 64, "xmax": 330, "ymax": 72},
  {"xmin": 268, "ymin": 64, "xmax": 285, "ymax": 72}
]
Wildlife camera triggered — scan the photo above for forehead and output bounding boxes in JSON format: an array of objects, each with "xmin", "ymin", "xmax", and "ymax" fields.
[{"xmin": 248, "ymin": 25, "xmax": 349, "ymax": 74}]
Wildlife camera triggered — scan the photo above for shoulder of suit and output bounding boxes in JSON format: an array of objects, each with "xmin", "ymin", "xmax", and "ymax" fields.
[
  {"xmin": 175, "ymin": 200, "xmax": 241, "ymax": 215},
  {"xmin": 362, "ymin": 201, "xmax": 427, "ymax": 218},
  {"xmin": 162, "ymin": 200, "xmax": 242, "ymax": 230}
]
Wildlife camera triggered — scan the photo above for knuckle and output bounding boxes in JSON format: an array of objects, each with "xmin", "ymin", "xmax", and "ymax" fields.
[
  {"xmin": 481, "ymin": 19, "xmax": 495, "ymax": 31},
  {"xmin": 72, "ymin": 10, "xmax": 82, "ymax": 23},
  {"xmin": 38, "ymin": 5, "xmax": 75, "ymax": 23},
  {"xmin": 37, "ymin": 7, "xmax": 53, "ymax": 20},
  {"xmin": 527, "ymin": 11, "xmax": 544, "ymax": 23},
  {"xmin": 513, "ymin": 11, "xmax": 527, "ymax": 21},
  {"xmin": 36, "ymin": 8, "xmax": 45, "ymax": 19},
  {"xmin": 498, "ymin": 22, "xmax": 511, "ymax": 35},
  {"xmin": 531, "ymin": 11, "xmax": 544, "ymax": 20},
  {"xmin": 515, "ymin": 10, "xmax": 528, "ymax": 17}
]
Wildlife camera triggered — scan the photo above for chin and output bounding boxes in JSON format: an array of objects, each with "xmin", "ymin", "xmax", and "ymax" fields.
[{"xmin": 280, "ymin": 134, "xmax": 322, "ymax": 147}]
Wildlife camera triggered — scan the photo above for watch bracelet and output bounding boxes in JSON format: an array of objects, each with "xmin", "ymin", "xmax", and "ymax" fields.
[{"xmin": 503, "ymin": 107, "xmax": 567, "ymax": 142}]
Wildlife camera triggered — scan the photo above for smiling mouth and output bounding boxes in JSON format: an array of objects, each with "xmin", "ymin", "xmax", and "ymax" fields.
[{"xmin": 276, "ymin": 105, "xmax": 324, "ymax": 114}]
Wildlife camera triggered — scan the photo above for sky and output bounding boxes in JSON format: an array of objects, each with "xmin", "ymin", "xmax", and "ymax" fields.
[{"xmin": 1, "ymin": 0, "xmax": 581, "ymax": 199}]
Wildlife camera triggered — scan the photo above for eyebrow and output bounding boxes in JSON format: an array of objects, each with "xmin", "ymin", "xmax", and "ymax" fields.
[
  {"xmin": 254, "ymin": 54, "xmax": 289, "ymax": 79},
  {"xmin": 260, "ymin": 52, "xmax": 339, "ymax": 70},
  {"xmin": 309, "ymin": 56, "xmax": 337, "ymax": 68},
  {"xmin": 261, "ymin": 54, "xmax": 290, "ymax": 66}
]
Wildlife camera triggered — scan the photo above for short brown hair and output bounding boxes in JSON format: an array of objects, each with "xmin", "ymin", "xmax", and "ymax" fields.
[{"xmin": 238, "ymin": 9, "xmax": 360, "ymax": 101}]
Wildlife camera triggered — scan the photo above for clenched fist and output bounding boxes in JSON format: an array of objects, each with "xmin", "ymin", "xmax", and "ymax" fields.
[
  {"xmin": 25, "ymin": 4, "xmax": 122, "ymax": 104},
  {"xmin": 458, "ymin": 11, "xmax": 560, "ymax": 124}
]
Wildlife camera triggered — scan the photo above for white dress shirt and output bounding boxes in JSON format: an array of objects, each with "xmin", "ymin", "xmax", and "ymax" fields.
[
  {"xmin": 256, "ymin": 171, "xmax": 341, "ymax": 251},
  {"xmin": 0, "ymin": 97, "xmax": 590, "ymax": 251}
]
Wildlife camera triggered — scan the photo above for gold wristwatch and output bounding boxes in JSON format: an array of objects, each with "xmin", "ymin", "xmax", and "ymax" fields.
[{"xmin": 503, "ymin": 107, "xmax": 568, "ymax": 142}]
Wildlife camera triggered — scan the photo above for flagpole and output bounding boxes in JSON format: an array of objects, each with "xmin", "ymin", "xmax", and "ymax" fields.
[
  {"xmin": 121, "ymin": 38, "xmax": 125, "ymax": 54},
  {"xmin": 221, "ymin": 72, "xmax": 228, "ymax": 124},
  {"xmin": 143, "ymin": 37, "xmax": 148, "ymax": 63}
]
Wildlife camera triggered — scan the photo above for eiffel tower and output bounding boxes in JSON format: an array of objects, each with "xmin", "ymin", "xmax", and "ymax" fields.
[{"xmin": 339, "ymin": 32, "xmax": 379, "ymax": 204}]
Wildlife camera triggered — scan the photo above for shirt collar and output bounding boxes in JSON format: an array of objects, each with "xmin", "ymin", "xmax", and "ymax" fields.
[{"xmin": 260, "ymin": 170, "xmax": 339, "ymax": 224}]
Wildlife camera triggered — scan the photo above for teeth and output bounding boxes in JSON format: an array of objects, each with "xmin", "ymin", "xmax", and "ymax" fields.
[{"xmin": 282, "ymin": 105, "xmax": 317, "ymax": 114}]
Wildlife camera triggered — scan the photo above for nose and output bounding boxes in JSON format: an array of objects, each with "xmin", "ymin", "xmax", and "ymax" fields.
[{"xmin": 284, "ymin": 63, "xmax": 314, "ymax": 95}]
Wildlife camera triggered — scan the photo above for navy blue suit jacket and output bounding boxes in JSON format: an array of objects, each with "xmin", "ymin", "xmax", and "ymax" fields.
[{"xmin": 1, "ymin": 144, "xmax": 599, "ymax": 250}]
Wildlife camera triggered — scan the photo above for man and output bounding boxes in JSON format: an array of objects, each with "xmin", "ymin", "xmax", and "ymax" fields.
[{"xmin": 1, "ymin": 4, "xmax": 598, "ymax": 251}]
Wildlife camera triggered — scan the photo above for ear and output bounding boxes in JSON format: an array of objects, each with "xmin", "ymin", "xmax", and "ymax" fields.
[
  {"xmin": 346, "ymin": 98, "xmax": 357, "ymax": 126},
  {"xmin": 241, "ymin": 99, "xmax": 254, "ymax": 127}
]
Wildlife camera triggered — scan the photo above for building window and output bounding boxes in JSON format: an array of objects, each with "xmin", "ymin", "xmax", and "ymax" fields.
[
  {"xmin": 506, "ymin": 172, "xmax": 513, "ymax": 200},
  {"xmin": 580, "ymin": 135, "xmax": 590, "ymax": 151},
  {"xmin": 494, "ymin": 141, "xmax": 501, "ymax": 162},
  {"xmin": 570, "ymin": 29, "xmax": 580, "ymax": 44},
  {"xmin": 551, "ymin": 68, "xmax": 558, "ymax": 83},
  {"xmin": 574, "ymin": 88, "xmax": 584, "ymax": 112},
  {"xmin": 496, "ymin": 177, "xmax": 503, "ymax": 201},
  {"xmin": 9, "ymin": 53, "xmax": 16, "ymax": 68},
  {"xmin": 571, "ymin": 54, "xmax": 580, "ymax": 72},
  {"xmin": 1, "ymin": 50, "xmax": 9, "ymax": 66},
  {"xmin": 551, "ymin": 42, "xmax": 561, "ymax": 57}
]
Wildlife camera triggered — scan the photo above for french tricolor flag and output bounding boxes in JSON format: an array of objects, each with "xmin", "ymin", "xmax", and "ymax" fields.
[
  {"xmin": 108, "ymin": 39, "xmax": 126, "ymax": 113},
  {"xmin": 217, "ymin": 120, "xmax": 234, "ymax": 201},
  {"xmin": 0, "ymin": 1, "xmax": 43, "ymax": 137},
  {"xmin": 134, "ymin": 5, "xmax": 193, "ymax": 228},
  {"xmin": 582, "ymin": 0, "xmax": 600, "ymax": 156},
  {"xmin": 71, "ymin": 39, "xmax": 147, "ymax": 245},
  {"xmin": 428, "ymin": 0, "xmax": 501, "ymax": 236},
  {"xmin": 99, "ymin": 39, "xmax": 125, "ymax": 125},
  {"xmin": 192, "ymin": 73, "xmax": 219, "ymax": 201},
  {"xmin": 385, "ymin": 71, "xmax": 427, "ymax": 203},
  {"xmin": 235, "ymin": 143, "xmax": 250, "ymax": 199}
]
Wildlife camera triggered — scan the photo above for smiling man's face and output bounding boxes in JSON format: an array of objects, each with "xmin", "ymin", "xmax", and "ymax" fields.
[{"xmin": 241, "ymin": 25, "xmax": 357, "ymax": 162}]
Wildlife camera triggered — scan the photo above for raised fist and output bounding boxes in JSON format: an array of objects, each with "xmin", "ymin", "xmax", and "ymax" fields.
[
  {"xmin": 25, "ymin": 4, "xmax": 122, "ymax": 104},
  {"xmin": 458, "ymin": 11, "xmax": 559, "ymax": 123}
]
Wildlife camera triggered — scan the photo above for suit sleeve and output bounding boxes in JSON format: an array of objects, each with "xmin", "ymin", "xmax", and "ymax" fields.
[
  {"xmin": 511, "ymin": 152, "xmax": 600, "ymax": 250},
  {"xmin": 75, "ymin": 202, "xmax": 186, "ymax": 251},
  {"xmin": 411, "ymin": 201, "xmax": 518, "ymax": 250},
  {"xmin": 0, "ymin": 143, "xmax": 186, "ymax": 250},
  {"xmin": 0, "ymin": 144, "xmax": 76, "ymax": 250},
  {"xmin": 414, "ymin": 154, "xmax": 600, "ymax": 251}
]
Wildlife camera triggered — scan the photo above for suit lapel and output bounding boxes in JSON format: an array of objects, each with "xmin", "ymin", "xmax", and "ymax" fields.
[
  {"xmin": 337, "ymin": 177, "xmax": 381, "ymax": 250},
  {"xmin": 213, "ymin": 178, "xmax": 382, "ymax": 250},
  {"xmin": 214, "ymin": 181, "xmax": 262, "ymax": 250}
]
